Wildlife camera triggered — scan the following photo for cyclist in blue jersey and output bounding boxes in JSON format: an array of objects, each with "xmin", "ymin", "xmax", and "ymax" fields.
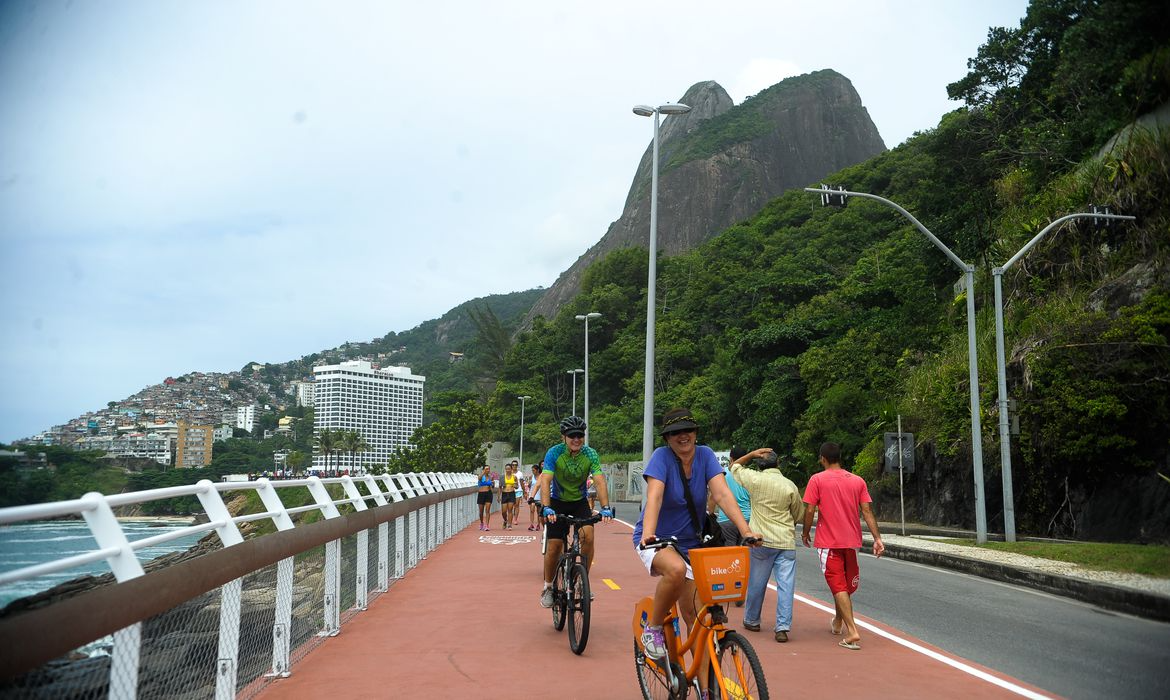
[{"xmin": 538, "ymin": 416, "xmax": 614, "ymax": 608}]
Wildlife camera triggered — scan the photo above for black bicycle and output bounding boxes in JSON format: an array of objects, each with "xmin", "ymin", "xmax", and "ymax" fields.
[{"xmin": 546, "ymin": 512, "xmax": 603, "ymax": 654}]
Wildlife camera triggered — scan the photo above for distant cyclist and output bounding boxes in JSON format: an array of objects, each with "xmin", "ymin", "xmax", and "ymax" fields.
[{"xmin": 538, "ymin": 416, "xmax": 614, "ymax": 608}]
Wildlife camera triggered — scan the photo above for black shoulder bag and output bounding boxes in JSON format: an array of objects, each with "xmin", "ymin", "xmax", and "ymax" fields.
[{"xmin": 675, "ymin": 453, "xmax": 725, "ymax": 548}]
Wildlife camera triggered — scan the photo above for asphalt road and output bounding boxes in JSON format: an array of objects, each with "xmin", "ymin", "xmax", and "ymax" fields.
[
  {"xmin": 611, "ymin": 502, "xmax": 1170, "ymax": 699},
  {"xmin": 792, "ymin": 543, "xmax": 1170, "ymax": 700}
]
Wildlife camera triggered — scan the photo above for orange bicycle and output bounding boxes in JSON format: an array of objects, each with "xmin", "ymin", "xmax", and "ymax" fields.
[{"xmin": 632, "ymin": 539, "xmax": 768, "ymax": 700}]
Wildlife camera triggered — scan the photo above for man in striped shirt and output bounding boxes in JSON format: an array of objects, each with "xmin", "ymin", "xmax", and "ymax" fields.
[{"xmin": 729, "ymin": 447, "xmax": 805, "ymax": 643}]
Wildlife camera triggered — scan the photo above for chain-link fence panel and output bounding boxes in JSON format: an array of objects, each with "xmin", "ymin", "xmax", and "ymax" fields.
[
  {"xmin": 0, "ymin": 490, "xmax": 471, "ymax": 700},
  {"xmin": 0, "ymin": 641, "xmax": 112, "ymax": 700},
  {"xmin": 281, "ymin": 543, "xmax": 328, "ymax": 681},
  {"xmin": 135, "ymin": 586, "xmax": 223, "ymax": 698},
  {"xmin": 232, "ymin": 563, "xmax": 278, "ymax": 698}
]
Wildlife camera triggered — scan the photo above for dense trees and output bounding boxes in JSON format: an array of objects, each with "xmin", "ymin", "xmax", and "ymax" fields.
[
  {"xmin": 483, "ymin": 1, "xmax": 1170, "ymax": 537},
  {"xmin": 383, "ymin": 400, "xmax": 491, "ymax": 473}
]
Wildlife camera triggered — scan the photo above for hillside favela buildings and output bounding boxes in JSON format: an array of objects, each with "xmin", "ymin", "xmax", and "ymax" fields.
[
  {"xmin": 30, "ymin": 343, "xmax": 415, "ymax": 472},
  {"xmin": 312, "ymin": 360, "xmax": 424, "ymax": 473}
]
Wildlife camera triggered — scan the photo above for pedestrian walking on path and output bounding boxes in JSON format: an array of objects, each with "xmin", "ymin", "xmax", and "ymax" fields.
[
  {"xmin": 477, "ymin": 466, "xmax": 494, "ymax": 531},
  {"xmin": 801, "ymin": 442, "xmax": 884, "ymax": 650},
  {"xmin": 526, "ymin": 464, "xmax": 543, "ymax": 530},
  {"xmin": 501, "ymin": 463, "xmax": 518, "ymax": 530},
  {"xmin": 713, "ymin": 446, "xmax": 753, "ymax": 547},
  {"xmin": 729, "ymin": 447, "xmax": 804, "ymax": 643}
]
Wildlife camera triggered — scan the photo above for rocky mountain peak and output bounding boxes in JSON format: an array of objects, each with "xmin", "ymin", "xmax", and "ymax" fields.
[{"xmin": 524, "ymin": 70, "xmax": 886, "ymax": 326}]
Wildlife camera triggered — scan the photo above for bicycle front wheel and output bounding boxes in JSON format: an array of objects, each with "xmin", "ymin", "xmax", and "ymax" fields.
[
  {"xmin": 634, "ymin": 641, "xmax": 688, "ymax": 699},
  {"xmin": 567, "ymin": 562, "xmax": 591, "ymax": 654},
  {"xmin": 551, "ymin": 558, "xmax": 567, "ymax": 631},
  {"xmin": 708, "ymin": 631, "xmax": 768, "ymax": 700}
]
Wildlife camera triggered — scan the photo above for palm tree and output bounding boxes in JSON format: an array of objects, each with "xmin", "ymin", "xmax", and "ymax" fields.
[
  {"xmin": 351, "ymin": 431, "xmax": 370, "ymax": 474},
  {"xmin": 315, "ymin": 429, "xmax": 338, "ymax": 476},
  {"xmin": 285, "ymin": 449, "xmax": 308, "ymax": 475},
  {"xmin": 339, "ymin": 430, "xmax": 371, "ymax": 475}
]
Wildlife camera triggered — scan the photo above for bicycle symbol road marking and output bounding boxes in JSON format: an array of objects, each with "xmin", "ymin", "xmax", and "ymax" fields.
[{"xmin": 479, "ymin": 535, "xmax": 537, "ymax": 545}]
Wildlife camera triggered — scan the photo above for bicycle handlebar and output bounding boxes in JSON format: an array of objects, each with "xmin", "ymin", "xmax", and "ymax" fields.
[
  {"xmin": 638, "ymin": 536, "xmax": 679, "ymax": 551},
  {"xmin": 639, "ymin": 535, "xmax": 761, "ymax": 550},
  {"xmin": 558, "ymin": 513, "xmax": 603, "ymax": 527}
]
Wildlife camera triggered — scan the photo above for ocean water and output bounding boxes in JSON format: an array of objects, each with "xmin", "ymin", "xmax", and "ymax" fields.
[{"xmin": 0, "ymin": 519, "xmax": 206, "ymax": 608}]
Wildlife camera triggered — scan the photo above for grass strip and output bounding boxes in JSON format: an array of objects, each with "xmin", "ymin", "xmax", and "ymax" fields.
[{"xmin": 937, "ymin": 539, "xmax": 1170, "ymax": 578}]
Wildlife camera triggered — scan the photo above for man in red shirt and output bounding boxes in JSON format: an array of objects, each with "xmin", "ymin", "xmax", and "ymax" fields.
[{"xmin": 801, "ymin": 442, "xmax": 885, "ymax": 650}]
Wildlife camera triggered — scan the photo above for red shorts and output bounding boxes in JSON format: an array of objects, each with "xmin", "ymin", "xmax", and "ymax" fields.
[{"xmin": 817, "ymin": 548, "xmax": 859, "ymax": 595}]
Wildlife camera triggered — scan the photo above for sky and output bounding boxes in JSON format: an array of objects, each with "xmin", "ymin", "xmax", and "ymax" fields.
[{"xmin": 0, "ymin": 0, "xmax": 1032, "ymax": 443}]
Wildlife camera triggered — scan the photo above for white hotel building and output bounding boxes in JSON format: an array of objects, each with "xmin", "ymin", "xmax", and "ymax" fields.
[{"xmin": 311, "ymin": 360, "xmax": 425, "ymax": 472}]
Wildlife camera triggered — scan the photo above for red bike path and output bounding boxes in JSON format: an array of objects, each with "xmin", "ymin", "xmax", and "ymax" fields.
[{"xmin": 255, "ymin": 518, "xmax": 1058, "ymax": 699}]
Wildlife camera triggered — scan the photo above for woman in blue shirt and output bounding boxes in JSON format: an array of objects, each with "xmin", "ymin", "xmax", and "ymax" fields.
[{"xmin": 634, "ymin": 408, "xmax": 759, "ymax": 672}]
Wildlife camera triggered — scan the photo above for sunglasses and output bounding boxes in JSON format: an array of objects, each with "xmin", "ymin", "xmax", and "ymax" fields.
[
  {"xmin": 566, "ymin": 432, "xmax": 585, "ymax": 439},
  {"xmin": 666, "ymin": 428, "xmax": 697, "ymax": 436}
]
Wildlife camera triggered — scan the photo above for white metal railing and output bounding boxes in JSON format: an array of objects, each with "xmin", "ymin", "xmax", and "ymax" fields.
[{"xmin": 0, "ymin": 471, "xmax": 478, "ymax": 699}]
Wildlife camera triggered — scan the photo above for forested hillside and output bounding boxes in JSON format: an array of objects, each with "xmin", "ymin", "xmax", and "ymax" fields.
[{"xmin": 484, "ymin": 0, "xmax": 1170, "ymax": 541}]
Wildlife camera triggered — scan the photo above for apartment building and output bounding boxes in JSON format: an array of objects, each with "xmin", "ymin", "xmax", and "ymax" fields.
[
  {"xmin": 176, "ymin": 420, "xmax": 214, "ymax": 468},
  {"xmin": 236, "ymin": 405, "xmax": 256, "ymax": 433},
  {"xmin": 74, "ymin": 434, "xmax": 172, "ymax": 465},
  {"xmin": 311, "ymin": 360, "xmax": 424, "ymax": 472},
  {"xmin": 293, "ymin": 380, "xmax": 315, "ymax": 407}
]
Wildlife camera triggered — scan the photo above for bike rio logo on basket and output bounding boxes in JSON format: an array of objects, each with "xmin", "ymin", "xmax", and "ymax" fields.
[
  {"xmin": 707, "ymin": 557, "xmax": 743, "ymax": 576},
  {"xmin": 691, "ymin": 547, "xmax": 749, "ymax": 603},
  {"xmin": 706, "ymin": 556, "xmax": 745, "ymax": 597}
]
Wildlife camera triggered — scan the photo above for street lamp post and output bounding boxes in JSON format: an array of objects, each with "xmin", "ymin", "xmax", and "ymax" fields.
[
  {"xmin": 634, "ymin": 102, "xmax": 691, "ymax": 466},
  {"xmin": 991, "ymin": 209, "xmax": 1134, "ymax": 541},
  {"xmin": 805, "ymin": 185, "xmax": 991, "ymax": 543},
  {"xmin": 574, "ymin": 313, "xmax": 602, "ymax": 443},
  {"xmin": 518, "ymin": 395, "xmax": 532, "ymax": 466},
  {"xmin": 566, "ymin": 369, "xmax": 585, "ymax": 416}
]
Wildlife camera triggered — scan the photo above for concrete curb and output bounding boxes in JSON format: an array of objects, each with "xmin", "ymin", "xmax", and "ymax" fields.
[{"xmin": 869, "ymin": 541, "xmax": 1170, "ymax": 623}]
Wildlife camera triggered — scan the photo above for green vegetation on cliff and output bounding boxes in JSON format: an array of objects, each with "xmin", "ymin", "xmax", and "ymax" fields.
[
  {"xmin": 665, "ymin": 69, "xmax": 849, "ymax": 170},
  {"xmin": 480, "ymin": 0, "xmax": 1170, "ymax": 541}
]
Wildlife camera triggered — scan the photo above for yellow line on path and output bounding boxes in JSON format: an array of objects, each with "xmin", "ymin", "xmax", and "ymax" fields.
[{"xmin": 602, "ymin": 578, "xmax": 620, "ymax": 590}]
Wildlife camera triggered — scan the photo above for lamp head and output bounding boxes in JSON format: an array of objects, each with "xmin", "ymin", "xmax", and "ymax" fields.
[
  {"xmin": 658, "ymin": 103, "xmax": 691, "ymax": 115},
  {"xmin": 633, "ymin": 105, "xmax": 655, "ymax": 117}
]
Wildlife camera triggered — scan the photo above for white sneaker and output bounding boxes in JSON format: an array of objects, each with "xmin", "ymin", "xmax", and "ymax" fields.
[
  {"xmin": 540, "ymin": 587, "xmax": 554, "ymax": 608},
  {"xmin": 641, "ymin": 625, "xmax": 667, "ymax": 661}
]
